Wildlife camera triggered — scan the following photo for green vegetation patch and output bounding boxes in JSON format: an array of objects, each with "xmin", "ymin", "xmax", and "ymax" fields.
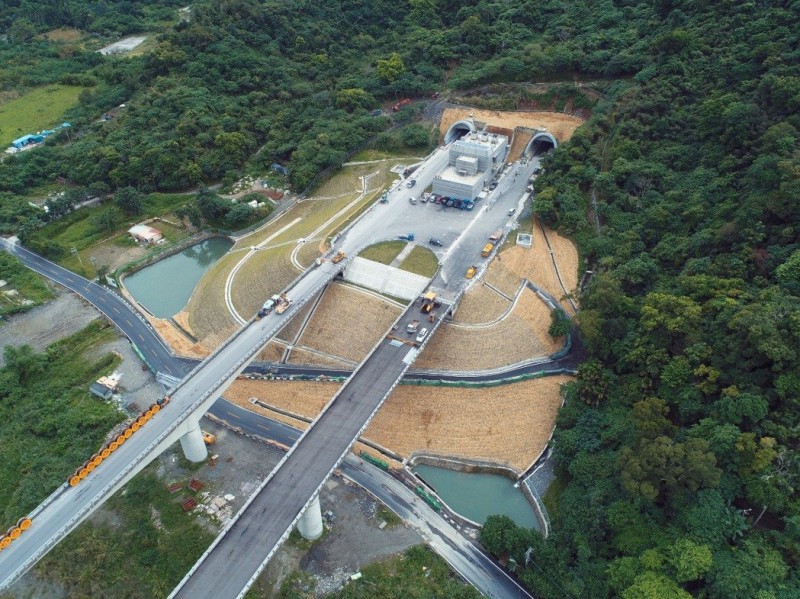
[
  {"xmin": 277, "ymin": 546, "xmax": 482, "ymax": 599},
  {"xmin": 398, "ymin": 246, "xmax": 438, "ymax": 278},
  {"xmin": 38, "ymin": 468, "xmax": 215, "ymax": 598},
  {"xmin": 0, "ymin": 84, "xmax": 83, "ymax": 148},
  {"xmin": 0, "ymin": 319, "xmax": 123, "ymax": 526},
  {"xmin": 359, "ymin": 240, "xmax": 406, "ymax": 265},
  {"xmin": 0, "ymin": 252, "xmax": 55, "ymax": 315}
]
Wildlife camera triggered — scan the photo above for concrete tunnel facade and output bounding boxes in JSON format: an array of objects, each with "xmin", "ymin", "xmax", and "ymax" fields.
[
  {"xmin": 444, "ymin": 120, "xmax": 476, "ymax": 144},
  {"xmin": 526, "ymin": 131, "xmax": 558, "ymax": 156}
]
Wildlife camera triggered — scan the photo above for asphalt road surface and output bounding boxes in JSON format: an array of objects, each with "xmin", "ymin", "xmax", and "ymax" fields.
[
  {"xmin": 171, "ymin": 308, "xmax": 448, "ymax": 598},
  {"xmin": 340, "ymin": 455, "xmax": 533, "ymax": 599}
]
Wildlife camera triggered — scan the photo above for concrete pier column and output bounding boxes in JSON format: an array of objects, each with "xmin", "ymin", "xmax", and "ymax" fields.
[
  {"xmin": 297, "ymin": 496, "xmax": 323, "ymax": 540},
  {"xmin": 179, "ymin": 420, "xmax": 208, "ymax": 463}
]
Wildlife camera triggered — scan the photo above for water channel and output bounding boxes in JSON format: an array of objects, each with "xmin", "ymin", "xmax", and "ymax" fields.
[
  {"xmin": 413, "ymin": 464, "xmax": 539, "ymax": 529},
  {"xmin": 124, "ymin": 237, "xmax": 233, "ymax": 318}
]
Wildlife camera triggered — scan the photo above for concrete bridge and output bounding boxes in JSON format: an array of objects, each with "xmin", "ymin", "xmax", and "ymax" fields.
[
  {"xmin": 171, "ymin": 301, "xmax": 451, "ymax": 598},
  {"xmin": 0, "ymin": 252, "xmax": 352, "ymax": 590}
]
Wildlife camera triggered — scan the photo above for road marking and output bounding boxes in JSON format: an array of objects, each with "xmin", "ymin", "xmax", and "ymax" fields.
[{"xmin": 225, "ymin": 410, "xmax": 242, "ymax": 420}]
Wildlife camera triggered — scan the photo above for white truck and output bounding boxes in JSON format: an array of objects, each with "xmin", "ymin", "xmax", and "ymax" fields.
[{"xmin": 406, "ymin": 320, "xmax": 420, "ymax": 334}]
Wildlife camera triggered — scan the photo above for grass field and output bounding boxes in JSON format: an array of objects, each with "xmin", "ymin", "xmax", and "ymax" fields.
[
  {"xmin": 359, "ymin": 240, "xmax": 406, "ymax": 265},
  {"xmin": 0, "ymin": 84, "xmax": 83, "ymax": 148},
  {"xmin": 399, "ymin": 245, "xmax": 438, "ymax": 277}
]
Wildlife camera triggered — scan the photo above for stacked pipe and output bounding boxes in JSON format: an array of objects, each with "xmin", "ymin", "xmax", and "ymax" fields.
[{"xmin": 67, "ymin": 396, "xmax": 170, "ymax": 488}]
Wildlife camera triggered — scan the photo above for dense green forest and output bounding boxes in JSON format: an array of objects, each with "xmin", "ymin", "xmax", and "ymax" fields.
[{"xmin": 1, "ymin": 0, "xmax": 799, "ymax": 597}]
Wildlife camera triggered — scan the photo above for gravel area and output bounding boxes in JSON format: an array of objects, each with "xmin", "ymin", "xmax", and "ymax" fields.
[{"xmin": 0, "ymin": 290, "xmax": 99, "ymax": 366}]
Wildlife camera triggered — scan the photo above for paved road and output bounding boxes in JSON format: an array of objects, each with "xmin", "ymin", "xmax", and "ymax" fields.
[
  {"xmin": 171, "ymin": 307, "xmax": 448, "ymax": 598},
  {"xmin": 340, "ymin": 455, "xmax": 533, "ymax": 599},
  {"xmin": 0, "ymin": 240, "xmax": 193, "ymax": 378}
]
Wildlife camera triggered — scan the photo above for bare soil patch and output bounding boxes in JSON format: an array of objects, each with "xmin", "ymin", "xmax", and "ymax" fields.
[
  {"xmin": 415, "ymin": 288, "xmax": 562, "ymax": 371},
  {"xmin": 294, "ymin": 283, "xmax": 402, "ymax": 364},
  {"xmin": 499, "ymin": 219, "xmax": 579, "ymax": 314},
  {"xmin": 256, "ymin": 340, "xmax": 288, "ymax": 363},
  {"xmin": 275, "ymin": 297, "xmax": 319, "ymax": 344},
  {"xmin": 0, "ymin": 291, "xmax": 98, "ymax": 365},
  {"xmin": 86, "ymin": 239, "xmax": 148, "ymax": 273},
  {"xmin": 439, "ymin": 108, "xmax": 584, "ymax": 143},
  {"xmin": 226, "ymin": 375, "xmax": 572, "ymax": 473},
  {"xmin": 482, "ymin": 260, "xmax": 523, "ymax": 298},
  {"xmin": 287, "ymin": 347, "xmax": 356, "ymax": 368},
  {"xmin": 452, "ymin": 282, "xmax": 512, "ymax": 325}
]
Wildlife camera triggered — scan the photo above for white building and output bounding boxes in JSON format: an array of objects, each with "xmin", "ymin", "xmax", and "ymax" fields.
[{"xmin": 432, "ymin": 131, "xmax": 508, "ymax": 201}]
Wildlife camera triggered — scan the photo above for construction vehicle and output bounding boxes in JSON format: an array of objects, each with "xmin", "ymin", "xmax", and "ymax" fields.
[
  {"xmin": 274, "ymin": 293, "xmax": 292, "ymax": 314},
  {"xmin": 262, "ymin": 296, "xmax": 278, "ymax": 313},
  {"xmin": 202, "ymin": 431, "xmax": 216, "ymax": 445},
  {"xmin": 255, "ymin": 308, "xmax": 268, "ymax": 320},
  {"xmin": 392, "ymin": 98, "xmax": 411, "ymax": 112},
  {"xmin": 481, "ymin": 242, "xmax": 494, "ymax": 258},
  {"xmin": 420, "ymin": 291, "xmax": 436, "ymax": 314},
  {"xmin": 406, "ymin": 320, "xmax": 420, "ymax": 333},
  {"xmin": 466, "ymin": 265, "xmax": 477, "ymax": 279},
  {"xmin": 398, "ymin": 233, "xmax": 415, "ymax": 241},
  {"xmin": 331, "ymin": 250, "xmax": 346, "ymax": 264}
]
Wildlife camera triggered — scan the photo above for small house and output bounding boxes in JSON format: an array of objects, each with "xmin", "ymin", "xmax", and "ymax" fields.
[
  {"xmin": 128, "ymin": 224, "xmax": 163, "ymax": 245},
  {"xmin": 90, "ymin": 372, "xmax": 122, "ymax": 400}
]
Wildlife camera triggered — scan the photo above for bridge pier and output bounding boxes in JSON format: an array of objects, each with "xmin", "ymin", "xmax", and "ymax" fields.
[
  {"xmin": 297, "ymin": 496, "xmax": 323, "ymax": 540},
  {"xmin": 179, "ymin": 420, "xmax": 208, "ymax": 463}
]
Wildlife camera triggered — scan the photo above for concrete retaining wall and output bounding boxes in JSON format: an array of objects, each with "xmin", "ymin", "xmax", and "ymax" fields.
[{"xmin": 343, "ymin": 257, "xmax": 429, "ymax": 301}]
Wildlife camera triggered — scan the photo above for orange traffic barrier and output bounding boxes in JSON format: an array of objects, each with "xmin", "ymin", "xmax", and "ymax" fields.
[
  {"xmin": 151, "ymin": 404, "xmax": 160, "ymax": 414},
  {"xmin": 8, "ymin": 528, "xmax": 21, "ymax": 540},
  {"xmin": 116, "ymin": 434, "xmax": 126, "ymax": 444},
  {"xmin": 69, "ymin": 475, "xmax": 81, "ymax": 487},
  {"xmin": 109, "ymin": 441, "xmax": 119, "ymax": 451},
  {"xmin": 130, "ymin": 422, "xmax": 140, "ymax": 432},
  {"xmin": 91, "ymin": 455, "xmax": 103, "ymax": 468},
  {"xmin": 78, "ymin": 467, "xmax": 90, "ymax": 479},
  {"xmin": 123, "ymin": 429, "xmax": 133, "ymax": 439},
  {"xmin": 137, "ymin": 416, "xmax": 147, "ymax": 426},
  {"xmin": 85, "ymin": 461, "xmax": 96, "ymax": 473},
  {"xmin": 0, "ymin": 536, "xmax": 11, "ymax": 549},
  {"xmin": 18, "ymin": 518, "xmax": 32, "ymax": 531},
  {"xmin": 100, "ymin": 448, "xmax": 112, "ymax": 459}
]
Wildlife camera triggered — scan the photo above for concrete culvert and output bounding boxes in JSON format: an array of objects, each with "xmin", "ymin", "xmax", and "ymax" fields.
[
  {"xmin": 526, "ymin": 132, "xmax": 557, "ymax": 156},
  {"xmin": 444, "ymin": 120, "xmax": 475, "ymax": 144}
]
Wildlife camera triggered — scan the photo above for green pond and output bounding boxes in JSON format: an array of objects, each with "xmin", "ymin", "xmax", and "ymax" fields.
[
  {"xmin": 124, "ymin": 237, "xmax": 233, "ymax": 318},
  {"xmin": 413, "ymin": 464, "xmax": 539, "ymax": 529}
]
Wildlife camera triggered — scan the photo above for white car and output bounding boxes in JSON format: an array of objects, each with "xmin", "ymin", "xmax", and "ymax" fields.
[{"xmin": 416, "ymin": 328, "xmax": 428, "ymax": 343}]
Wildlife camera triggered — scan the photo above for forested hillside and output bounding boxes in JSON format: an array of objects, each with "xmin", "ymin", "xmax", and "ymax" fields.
[{"xmin": 1, "ymin": 1, "xmax": 799, "ymax": 597}]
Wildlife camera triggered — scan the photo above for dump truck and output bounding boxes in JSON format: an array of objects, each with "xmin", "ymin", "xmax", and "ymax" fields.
[
  {"xmin": 466, "ymin": 265, "xmax": 477, "ymax": 279},
  {"xmin": 406, "ymin": 320, "xmax": 420, "ymax": 333},
  {"xmin": 420, "ymin": 291, "xmax": 436, "ymax": 314},
  {"xmin": 489, "ymin": 230, "xmax": 503, "ymax": 242},
  {"xmin": 481, "ymin": 242, "xmax": 494, "ymax": 258},
  {"xmin": 275, "ymin": 293, "xmax": 292, "ymax": 314},
  {"xmin": 331, "ymin": 250, "xmax": 346, "ymax": 263}
]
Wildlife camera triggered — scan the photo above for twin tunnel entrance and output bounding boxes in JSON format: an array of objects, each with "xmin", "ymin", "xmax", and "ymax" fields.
[{"xmin": 443, "ymin": 121, "xmax": 557, "ymax": 156}]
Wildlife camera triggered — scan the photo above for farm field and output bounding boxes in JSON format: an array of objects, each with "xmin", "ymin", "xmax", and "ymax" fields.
[
  {"xmin": 0, "ymin": 84, "xmax": 83, "ymax": 148},
  {"xmin": 226, "ymin": 374, "xmax": 573, "ymax": 473},
  {"xmin": 415, "ymin": 287, "xmax": 563, "ymax": 371}
]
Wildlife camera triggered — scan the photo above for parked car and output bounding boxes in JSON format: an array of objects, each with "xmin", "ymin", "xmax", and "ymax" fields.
[
  {"xmin": 409, "ymin": 196, "xmax": 417, "ymax": 205},
  {"xmin": 466, "ymin": 266, "xmax": 477, "ymax": 279},
  {"xmin": 416, "ymin": 328, "xmax": 429, "ymax": 343},
  {"xmin": 406, "ymin": 179, "xmax": 416, "ymax": 188},
  {"xmin": 508, "ymin": 208, "xmax": 516, "ymax": 216},
  {"xmin": 428, "ymin": 238, "xmax": 443, "ymax": 247}
]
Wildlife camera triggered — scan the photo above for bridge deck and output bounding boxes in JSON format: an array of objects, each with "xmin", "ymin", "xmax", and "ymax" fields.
[{"xmin": 172, "ymin": 305, "xmax": 447, "ymax": 598}]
